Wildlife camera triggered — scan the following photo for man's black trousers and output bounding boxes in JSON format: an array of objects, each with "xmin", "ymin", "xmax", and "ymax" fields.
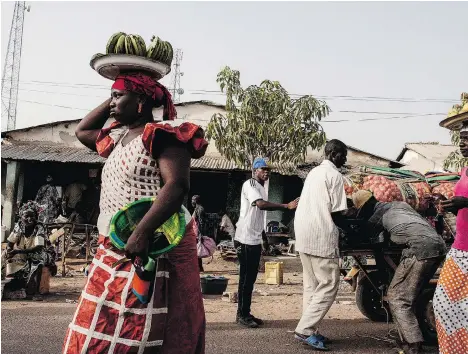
[{"xmin": 234, "ymin": 241, "xmax": 262, "ymax": 318}]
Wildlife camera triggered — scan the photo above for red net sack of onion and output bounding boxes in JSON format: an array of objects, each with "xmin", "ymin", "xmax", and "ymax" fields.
[
  {"xmin": 431, "ymin": 182, "xmax": 457, "ymax": 199},
  {"xmin": 353, "ymin": 175, "xmax": 432, "ymax": 211}
]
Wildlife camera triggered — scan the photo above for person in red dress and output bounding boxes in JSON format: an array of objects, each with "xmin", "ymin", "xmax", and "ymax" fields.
[{"xmin": 62, "ymin": 72, "xmax": 208, "ymax": 354}]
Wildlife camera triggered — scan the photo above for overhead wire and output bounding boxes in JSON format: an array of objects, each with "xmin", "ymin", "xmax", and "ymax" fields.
[
  {"xmin": 19, "ymin": 80, "xmax": 459, "ymax": 104},
  {"xmin": 18, "ymin": 88, "xmax": 108, "ymax": 99},
  {"xmin": 1, "ymin": 96, "xmax": 91, "ymax": 111},
  {"xmin": 13, "ymin": 80, "xmax": 452, "ymax": 122},
  {"xmin": 20, "ymin": 80, "xmax": 110, "ymax": 91},
  {"xmin": 10, "ymin": 99, "xmax": 447, "ymax": 122},
  {"xmin": 16, "ymin": 86, "xmax": 447, "ymax": 117},
  {"xmin": 322, "ymin": 113, "xmax": 444, "ymax": 123},
  {"xmin": 19, "ymin": 99, "xmax": 90, "ymax": 111},
  {"xmin": 11, "ymin": 96, "xmax": 446, "ymax": 123},
  {"xmin": 187, "ymin": 89, "xmax": 459, "ymax": 104}
]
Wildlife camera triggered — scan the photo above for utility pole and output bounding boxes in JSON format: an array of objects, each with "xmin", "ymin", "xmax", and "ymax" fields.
[
  {"xmin": 169, "ymin": 49, "xmax": 184, "ymax": 103},
  {"xmin": 1, "ymin": 1, "xmax": 30, "ymax": 132}
]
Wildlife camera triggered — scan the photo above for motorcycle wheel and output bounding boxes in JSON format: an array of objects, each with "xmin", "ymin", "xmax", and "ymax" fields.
[{"xmin": 355, "ymin": 271, "xmax": 392, "ymax": 323}]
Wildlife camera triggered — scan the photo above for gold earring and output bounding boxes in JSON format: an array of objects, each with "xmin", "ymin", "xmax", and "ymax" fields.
[{"xmin": 138, "ymin": 103, "xmax": 142, "ymax": 114}]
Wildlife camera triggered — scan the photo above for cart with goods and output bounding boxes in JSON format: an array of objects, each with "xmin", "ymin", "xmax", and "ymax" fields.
[
  {"xmin": 338, "ymin": 167, "xmax": 460, "ymax": 345},
  {"xmin": 343, "ymin": 166, "xmax": 458, "ymax": 241}
]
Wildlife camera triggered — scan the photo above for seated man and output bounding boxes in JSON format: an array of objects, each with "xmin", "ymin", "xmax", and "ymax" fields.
[{"xmin": 352, "ymin": 190, "xmax": 447, "ymax": 354}]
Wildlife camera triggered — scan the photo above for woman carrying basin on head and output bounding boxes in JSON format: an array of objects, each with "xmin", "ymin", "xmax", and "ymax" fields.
[{"xmin": 62, "ymin": 72, "xmax": 208, "ymax": 354}]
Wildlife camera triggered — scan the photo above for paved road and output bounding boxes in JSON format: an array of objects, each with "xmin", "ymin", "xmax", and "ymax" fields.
[{"xmin": 2, "ymin": 301, "xmax": 438, "ymax": 354}]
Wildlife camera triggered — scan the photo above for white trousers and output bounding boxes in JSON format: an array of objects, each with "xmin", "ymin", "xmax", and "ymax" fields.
[{"xmin": 295, "ymin": 253, "xmax": 340, "ymax": 336}]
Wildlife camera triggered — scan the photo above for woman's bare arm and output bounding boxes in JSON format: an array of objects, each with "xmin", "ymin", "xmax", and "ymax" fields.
[
  {"xmin": 124, "ymin": 139, "xmax": 192, "ymax": 257},
  {"xmin": 75, "ymin": 98, "xmax": 111, "ymax": 151}
]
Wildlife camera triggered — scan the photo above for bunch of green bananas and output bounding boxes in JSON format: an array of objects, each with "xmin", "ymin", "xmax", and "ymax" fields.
[
  {"xmin": 106, "ymin": 32, "xmax": 147, "ymax": 57},
  {"xmin": 147, "ymin": 35, "xmax": 174, "ymax": 66}
]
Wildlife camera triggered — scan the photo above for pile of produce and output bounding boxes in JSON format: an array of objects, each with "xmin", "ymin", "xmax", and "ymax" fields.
[
  {"xmin": 428, "ymin": 182, "xmax": 456, "ymax": 199},
  {"xmin": 344, "ymin": 166, "xmax": 460, "ymax": 212},
  {"xmin": 446, "ymin": 92, "xmax": 468, "ymax": 118},
  {"xmin": 425, "ymin": 172, "xmax": 460, "ymax": 199},
  {"xmin": 105, "ymin": 32, "xmax": 174, "ymax": 66}
]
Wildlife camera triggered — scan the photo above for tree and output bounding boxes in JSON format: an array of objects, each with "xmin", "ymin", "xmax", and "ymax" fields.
[
  {"xmin": 206, "ymin": 66, "xmax": 330, "ymax": 168},
  {"xmin": 444, "ymin": 130, "xmax": 467, "ymax": 171}
]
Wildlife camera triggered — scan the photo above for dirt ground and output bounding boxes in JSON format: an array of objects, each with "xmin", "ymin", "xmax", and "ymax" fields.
[
  {"xmin": 4, "ymin": 252, "xmax": 357, "ymax": 323},
  {"xmin": 2, "ymin": 252, "xmax": 440, "ymax": 353}
]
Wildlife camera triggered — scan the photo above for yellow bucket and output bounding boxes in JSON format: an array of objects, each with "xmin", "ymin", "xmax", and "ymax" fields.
[{"xmin": 265, "ymin": 262, "xmax": 284, "ymax": 285}]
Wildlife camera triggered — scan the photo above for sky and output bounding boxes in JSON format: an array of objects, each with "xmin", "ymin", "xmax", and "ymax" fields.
[{"xmin": 1, "ymin": 1, "xmax": 467, "ymax": 160}]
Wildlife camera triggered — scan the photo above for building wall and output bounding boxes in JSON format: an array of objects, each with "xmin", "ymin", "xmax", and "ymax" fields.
[
  {"xmin": 305, "ymin": 146, "xmax": 394, "ymax": 168},
  {"xmin": 7, "ymin": 121, "xmax": 83, "ymax": 147}
]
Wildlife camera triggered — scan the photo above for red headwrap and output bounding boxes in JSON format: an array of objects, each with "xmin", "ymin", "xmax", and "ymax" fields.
[{"xmin": 112, "ymin": 73, "xmax": 177, "ymax": 120}]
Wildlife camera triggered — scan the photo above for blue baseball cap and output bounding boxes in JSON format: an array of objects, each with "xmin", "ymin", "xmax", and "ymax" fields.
[{"xmin": 253, "ymin": 157, "xmax": 270, "ymax": 170}]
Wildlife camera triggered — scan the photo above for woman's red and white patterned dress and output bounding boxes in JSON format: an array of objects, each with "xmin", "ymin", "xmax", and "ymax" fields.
[{"xmin": 63, "ymin": 122, "xmax": 208, "ymax": 354}]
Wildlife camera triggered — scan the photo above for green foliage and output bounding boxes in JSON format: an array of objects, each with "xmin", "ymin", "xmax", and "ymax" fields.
[
  {"xmin": 206, "ymin": 66, "xmax": 330, "ymax": 168},
  {"xmin": 443, "ymin": 130, "xmax": 468, "ymax": 171}
]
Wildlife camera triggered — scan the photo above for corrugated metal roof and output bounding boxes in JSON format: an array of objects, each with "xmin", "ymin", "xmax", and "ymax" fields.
[
  {"xmin": 190, "ymin": 156, "xmax": 299, "ymax": 175},
  {"xmin": 1, "ymin": 141, "xmax": 106, "ymax": 164},
  {"xmin": 1, "ymin": 140, "xmax": 299, "ymax": 175}
]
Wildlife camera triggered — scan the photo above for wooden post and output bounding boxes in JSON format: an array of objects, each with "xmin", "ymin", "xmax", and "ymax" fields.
[
  {"xmin": 85, "ymin": 225, "xmax": 90, "ymax": 263},
  {"xmin": 61, "ymin": 227, "xmax": 67, "ymax": 277},
  {"xmin": 3, "ymin": 161, "xmax": 21, "ymax": 236},
  {"xmin": 62, "ymin": 223, "xmax": 75, "ymax": 277}
]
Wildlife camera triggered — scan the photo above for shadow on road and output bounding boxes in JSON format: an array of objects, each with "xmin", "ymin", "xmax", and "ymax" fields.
[
  {"xmin": 2, "ymin": 308, "xmax": 439, "ymax": 354},
  {"xmin": 206, "ymin": 319, "xmax": 438, "ymax": 354}
]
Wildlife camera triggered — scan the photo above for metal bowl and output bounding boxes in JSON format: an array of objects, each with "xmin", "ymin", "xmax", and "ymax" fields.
[{"xmin": 90, "ymin": 53, "xmax": 171, "ymax": 81}]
